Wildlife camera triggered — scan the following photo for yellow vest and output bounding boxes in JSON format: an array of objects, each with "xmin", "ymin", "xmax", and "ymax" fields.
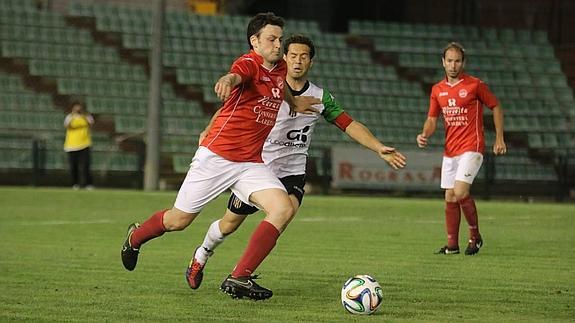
[{"xmin": 64, "ymin": 114, "xmax": 93, "ymax": 151}]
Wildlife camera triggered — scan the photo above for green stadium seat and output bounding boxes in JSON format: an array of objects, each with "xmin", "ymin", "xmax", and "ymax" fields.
[
  {"xmin": 515, "ymin": 30, "xmax": 532, "ymax": 43},
  {"xmin": 0, "ymin": 0, "xmax": 36, "ymax": 12},
  {"xmin": 532, "ymin": 30, "xmax": 549, "ymax": 45}
]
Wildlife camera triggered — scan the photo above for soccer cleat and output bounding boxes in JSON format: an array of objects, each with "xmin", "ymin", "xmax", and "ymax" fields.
[
  {"xmin": 465, "ymin": 237, "xmax": 483, "ymax": 255},
  {"xmin": 121, "ymin": 223, "xmax": 140, "ymax": 271},
  {"xmin": 220, "ymin": 275, "xmax": 273, "ymax": 300},
  {"xmin": 185, "ymin": 246, "xmax": 213, "ymax": 290},
  {"xmin": 435, "ymin": 245, "xmax": 460, "ymax": 255}
]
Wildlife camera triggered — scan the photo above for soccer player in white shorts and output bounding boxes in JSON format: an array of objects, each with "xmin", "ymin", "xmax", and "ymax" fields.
[
  {"xmin": 417, "ymin": 42, "xmax": 506, "ymax": 256},
  {"xmin": 120, "ymin": 13, "xmax": 321, "ymax": 301},
  {"xmin": 185, "ymin": 34, "xmax": 407, "ymax": 293}
]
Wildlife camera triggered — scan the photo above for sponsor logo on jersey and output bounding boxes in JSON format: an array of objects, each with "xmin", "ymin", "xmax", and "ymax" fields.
[
  {"xmin": 287, "ymin": 126, "xmax": 310, "ymax": 142},
  {"xmin": 253, "ymin": 95, "xmax": 282, "ymax": 126},
  {"xmin": 439, "ymin": 92, "xmax": 449, "ymax": 97},
  {"xmin": 266, "ymin": 125, "xmax": 311, "ymax": 148},
  {"xmin": 459, "ymin": 89, "xmax": 468, "ymax": 98},
  {"xmin": 266, "ymin": 138, "xmax": 308, "ymax": 148}
]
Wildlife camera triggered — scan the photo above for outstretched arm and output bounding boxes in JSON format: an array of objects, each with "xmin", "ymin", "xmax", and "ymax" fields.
[
  {"xmin": 214, "ymin": 73, "xmax": 242, "ymax": 102},
  {"xmin": 345, "ymin": 121, "xmax": 406, "ymax": 170},
  {"xmin": 416, "ymin": 117, "xmax": 438, "ymax": 148},
  {"xmin": 492, "ymin": 105, "xmax": 506, "ymax": 155}
]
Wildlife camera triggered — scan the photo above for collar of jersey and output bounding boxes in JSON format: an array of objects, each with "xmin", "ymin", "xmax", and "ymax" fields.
[
  {"xmin": 288, "ymin": 80, "xmax": 310, "ymax": 96},
  {"xmin": 444, "ymin": 72, "xmax": 467, "ymax": 87}
]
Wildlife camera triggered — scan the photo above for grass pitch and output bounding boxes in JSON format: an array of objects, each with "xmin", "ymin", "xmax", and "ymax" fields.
[{"xmin": 0, "ymin": 187, "xmax": 573, "ymax": 322}]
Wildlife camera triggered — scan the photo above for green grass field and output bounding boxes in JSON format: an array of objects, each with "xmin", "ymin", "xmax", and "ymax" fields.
[{"xmin": 1, "ymin": 187, "xmax": 574, "ymax": 322}]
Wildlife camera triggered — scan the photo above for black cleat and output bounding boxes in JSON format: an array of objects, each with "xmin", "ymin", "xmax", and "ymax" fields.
[
  {"xmin": 465, "ymin": 237, "xmax": 483, "ymax": 255},
  {"xmin": 121, "ymin": 223, "xmax": 140, "ymax": 271},
  {"xmin": 435, "ymin": 245, "xmax": 460, "ymax": 255},
  {"xmin": 220, "ymin": 275, "xmax": 273, "ymax": 300}
]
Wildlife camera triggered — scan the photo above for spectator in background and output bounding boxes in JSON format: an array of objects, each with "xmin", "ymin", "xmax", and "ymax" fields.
[
  {"xmin": 63, "ymin": 101, "xmax": 94, "ymax": 190},
  {"xmin": 416, "ymin": 42, "xmax": 506, "ymax": 255}
]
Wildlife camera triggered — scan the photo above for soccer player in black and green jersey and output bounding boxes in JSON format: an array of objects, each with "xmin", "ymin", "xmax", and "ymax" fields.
[{"xmin": 187, "ymin": 34, "xmax": 407, "ymax": 299}]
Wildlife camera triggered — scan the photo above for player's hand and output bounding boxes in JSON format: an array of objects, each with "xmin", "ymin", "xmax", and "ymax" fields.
[
  {"xmin": 214, "ymin": 75, "xmax": 234, "ymax": 102},
  {"xmin": 416, "ymin": 134, "xmax": 428, "ymax": 148},
  {"xmin": 290, "ymin": 96, "xmax": 321, "ymax": 115},
  {"xmin": 198, "ymin": 129, "xmax": 208, "ymax": 145},
  {"xmin": 493, "ymin": 138, "xmax": 507, "ymax": 155},
  {"xmin": 378, "ymin": 146, "xmax": 407, "ymax": 170}
]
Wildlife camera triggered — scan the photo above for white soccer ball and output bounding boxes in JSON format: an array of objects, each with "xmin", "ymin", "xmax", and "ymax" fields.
[{"xmin": 341, "ymin": 274, "xmax": 383, "ymax": 315}]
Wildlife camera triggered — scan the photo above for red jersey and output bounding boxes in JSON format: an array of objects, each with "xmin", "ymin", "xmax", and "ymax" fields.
[
  {"xmin": 428, "ymin": 73, "xmax": 499, "ymax": 157},
  {"xmin": 201, "ymin": 50, "xmax": 287, "ymax": 162}
]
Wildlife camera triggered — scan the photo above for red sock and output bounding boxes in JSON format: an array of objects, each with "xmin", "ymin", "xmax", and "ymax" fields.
[
  {"xmin": 459, "ymin": 196, "xmax": 480, "ymax": 240},
  {"xmin": 445, "ymin": 201, "xmax": 461, "ymax": 248},
  {"xmin": 232, "ymin": 221, "xmax": 280, "ymax": 278},
  {"xmin": 130, "ymin": 209, "xmax": 167, "ymax": 249}
]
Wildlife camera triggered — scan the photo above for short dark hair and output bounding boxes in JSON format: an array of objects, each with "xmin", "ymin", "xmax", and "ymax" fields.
[
  {"xmin": 246, "ymin": 12, "xmax": 285, "ymax": 49},
  {"xmin": 443, "ymin": 42, "xmax": 465, "ymax": 61},
  {"xmin": 283, "ymin": 34, "xmax": 315, "ymax": 59},
  {"xmin": 70, "ymin": 100, "xmax": 84, "ymax": 109}
]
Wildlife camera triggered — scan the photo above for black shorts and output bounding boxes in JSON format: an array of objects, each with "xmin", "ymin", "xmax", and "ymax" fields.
[{"xmin": 227, "ymin": 174, "xmax": 306, "ymax": 216}]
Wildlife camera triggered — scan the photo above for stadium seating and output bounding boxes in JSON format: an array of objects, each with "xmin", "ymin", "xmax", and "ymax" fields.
[{"xmin": 0, "ymin": 0, "xmax": 572, "ymax": 187}]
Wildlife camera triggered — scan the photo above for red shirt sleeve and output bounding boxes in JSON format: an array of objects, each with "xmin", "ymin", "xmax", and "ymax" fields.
[
  {"xmin": 477, "ymin": 81, "xmax": 499, "ymax": 109},
  {"xmin": 230, "ymin": 57, "xmax": 257, "ymax": 83},
  {"xmin": 428, "ymin": 85, "xmax": 441, "ymax": 117}
]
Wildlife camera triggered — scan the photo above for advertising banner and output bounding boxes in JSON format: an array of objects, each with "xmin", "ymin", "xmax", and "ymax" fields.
[{"xmin": 331, "ymin": 146, "xmax": 443, "ymax": 191}]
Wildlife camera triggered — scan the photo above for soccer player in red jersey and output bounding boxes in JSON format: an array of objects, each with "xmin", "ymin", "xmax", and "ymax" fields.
[
  {"xmin": 185, "ymin": 34, "xmax": 407, "ymax": 294},
  {"xmin": 120, "ymin": 12, "xmax": 320, "ymax": 300},
  {"xmin": 416, "ymin": 42, "xmax": 506, "ymax": 255}
]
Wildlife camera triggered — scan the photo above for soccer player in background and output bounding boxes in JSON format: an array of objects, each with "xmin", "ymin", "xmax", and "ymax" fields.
[
  {"xmin": 185, "ymin": 34, "xmax": 407, "ymax": 297},
  {"xmin": 120, "ymin": 12, "xmax": 320, "ymax": 300},
  {"xmin": 416, "ymin": 42, "xmax": 506, "ymax": 255}
]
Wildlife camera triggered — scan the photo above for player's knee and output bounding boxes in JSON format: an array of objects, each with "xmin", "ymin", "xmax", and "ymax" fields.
[
  {"xmin": 444, "ymin": 190, "xmax": 456, "ymax": 202},
  {"xmin": 453, "ymin": 190, "xmax": 469, "ymax": 202},
  {"xmin": 163, "ymin": 209, "xmax": 195, "ymax": 231},
  {"xmin": 267, "ymin": 201, "xmax": 294, "ymax": 222},
  {"xmin": 280, "ymin": 202, "xmax": 295, "ymax": 222}
]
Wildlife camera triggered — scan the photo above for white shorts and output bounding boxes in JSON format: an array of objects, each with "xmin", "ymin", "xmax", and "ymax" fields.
[
  {"xmin": 174, "ymin": 147, "xmax": 286, "ymax": 214},
  {"xmin": 440, "ymin": 151, "xmax": 483, "ymax": 189}
]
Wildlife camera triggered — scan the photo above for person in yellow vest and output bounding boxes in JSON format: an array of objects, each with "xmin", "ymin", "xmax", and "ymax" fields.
[{"xmin": 64, "ymin": 102, "xmax": 94, "ymax": 190}]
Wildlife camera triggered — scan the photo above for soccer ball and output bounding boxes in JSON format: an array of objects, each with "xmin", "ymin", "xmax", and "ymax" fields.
[{"xmin": 341, "ymin": 274, "xmax": 383, "ymax": 315}]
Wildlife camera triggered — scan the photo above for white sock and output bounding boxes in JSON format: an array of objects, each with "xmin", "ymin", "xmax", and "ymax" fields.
[{"xmin": 194, "ymin": 220, "xmax": 225, "ymax": 265}]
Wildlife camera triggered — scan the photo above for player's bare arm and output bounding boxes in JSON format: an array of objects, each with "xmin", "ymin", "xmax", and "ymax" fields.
[
  {"xmin": 198, "ymin": 107, "xmax": 223, "ymax": 145},
  {"xmin": 284, "ymin": 88, "xmax": 320, "ymax": 115},
  {"xmin": 491, "ymin": 105, "xmax": 506, "ymax": 155},
  {"xmin": 417, "ymin": 117, "xmax": 438, "ymax": 148},
  {"xmin": 214, "ymin": 73, "xmax": 242, "ymax": 102},
  {"xmin": 345, "ymin": 121, "xmax": 407, "ymax": 170}
]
